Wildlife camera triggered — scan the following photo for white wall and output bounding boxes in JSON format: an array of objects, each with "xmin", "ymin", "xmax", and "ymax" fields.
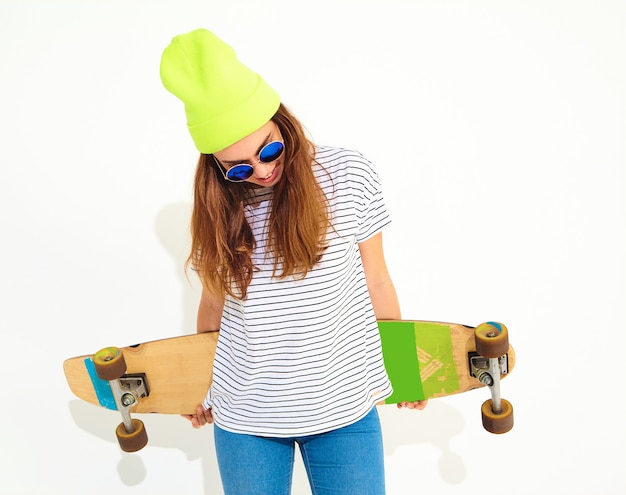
[{"xmin": 1, "ymin": 1, "xmax": 624, "ymax": 493}]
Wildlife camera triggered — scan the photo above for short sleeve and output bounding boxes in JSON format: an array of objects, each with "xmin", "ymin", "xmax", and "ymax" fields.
[{"xmin": 352, "ymin": 155, "xmax": 391, "ymax": 242}]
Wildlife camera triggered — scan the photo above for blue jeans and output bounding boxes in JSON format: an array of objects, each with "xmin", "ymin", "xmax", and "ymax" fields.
[{"xmin": 213, "ymin": 407, "xmax": 386, "ymax": 495}]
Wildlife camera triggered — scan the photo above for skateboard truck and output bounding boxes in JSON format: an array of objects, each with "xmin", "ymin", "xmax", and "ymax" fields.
[
  {"xmin": 469, "ymin": 351, "xmax": 509, "ymax": 415},
  {"xmin": 472, "ymin": 354, "xmax": 506, "ymax": 419},
  {"xmin": 92, "ymin": 348, "xmax": 149, "ymax": 452},
  {"xmin": 469, "ymin": 354, "xmax": 509, "ymax": 380},
  {"xmin": 111, "ymin": 374, "xmax": 149, "ymax": 433},
  {"xmin": 119, "ymin": 374, "xmax": 150, "ymax": 403},
  {"xmin": 472, "ymin": 323, "xmax": 514, "ymax": 434}
]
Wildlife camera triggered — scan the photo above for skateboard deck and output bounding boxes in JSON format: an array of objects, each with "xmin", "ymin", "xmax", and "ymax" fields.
[{"xmin": 64, "ymin": 320, "xmax": 514, "ymax": 415}]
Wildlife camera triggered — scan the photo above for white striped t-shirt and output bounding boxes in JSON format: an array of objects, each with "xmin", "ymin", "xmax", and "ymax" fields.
[{"xmin": 203, "ymin": 146, "xmax": 393, "ymax": 437}]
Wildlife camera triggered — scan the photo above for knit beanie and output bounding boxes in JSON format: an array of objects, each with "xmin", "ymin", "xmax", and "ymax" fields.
[{"xmin": 160, "ymin": 28, "xmax": 281, "ymax": 154}]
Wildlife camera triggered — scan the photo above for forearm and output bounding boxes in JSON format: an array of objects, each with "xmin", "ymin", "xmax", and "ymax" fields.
[{"xmin": 367, "ymin": 277, "xmax": 401, "ymax": 320}]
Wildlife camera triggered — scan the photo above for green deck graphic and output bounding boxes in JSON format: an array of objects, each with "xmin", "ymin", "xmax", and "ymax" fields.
[{"xmin": 378, "ymin": 321, "xmax": 460, "ymax": 403}]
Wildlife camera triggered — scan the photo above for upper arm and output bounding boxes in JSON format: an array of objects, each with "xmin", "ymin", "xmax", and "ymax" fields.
[
  {"xmin": 197, "ymin": 288, "xmax": 225, "ymax": 333},
  {"xmin": 358, "ymin": 232, "xmax": 401, "ymax": 320},
  {"xmin": 358, "ymin": 232, "xmax": 391, "ymax": 285}
]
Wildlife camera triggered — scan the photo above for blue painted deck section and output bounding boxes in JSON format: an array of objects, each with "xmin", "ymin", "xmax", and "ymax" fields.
[{"xmin": 84, "ymin": 358, "xmax": 117, "ymax": 410}]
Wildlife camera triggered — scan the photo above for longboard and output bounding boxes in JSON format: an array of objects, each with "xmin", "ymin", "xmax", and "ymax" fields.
[{"xmin": 64, "ymin": 320, "xmax": 515, "ymax": 450}]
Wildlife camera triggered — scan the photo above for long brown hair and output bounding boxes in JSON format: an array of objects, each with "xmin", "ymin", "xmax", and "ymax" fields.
[{"xmin": 187, "ymin": 104, "xmax": 329, "ymax": 299}]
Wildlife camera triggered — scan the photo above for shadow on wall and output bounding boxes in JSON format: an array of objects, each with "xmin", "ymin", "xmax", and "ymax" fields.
[
  {"xmin": 66, "ymin": 400, "xmax": 469, "ymax": 491},
  {"xmin": 67, "ymin": 400, "xmax": 222, "ymax": 492},
  {"xmin": 379, "ymin": 400, "xmax": 468, "ymax": 485},
  {"xmin": 62, "ymin": 202, "xmax": 222, "ymax": 494},
  {"xmin": 154, "ymin": 202, "xmax": 200, "ymax": 334}
]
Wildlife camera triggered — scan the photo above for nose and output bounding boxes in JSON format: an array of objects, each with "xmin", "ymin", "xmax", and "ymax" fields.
[{"xmin": 252, "ymin": 161, "xmax": 274, "ymax": 178}]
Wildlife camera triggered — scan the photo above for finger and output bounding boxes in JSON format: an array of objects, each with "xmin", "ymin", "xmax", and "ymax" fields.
[
  {"xmin": 397, "ymin": 400, "xmax": 428, "ymax": 410},
  {"xmin": 408, "ymin": 400, "xmax": 427, "ymax": 410},
  {"xmin": 203, "ymin": 408, "xmax": 214, "ymax": 424},
  {"xmin": 195, "ymin": 406, "xmax": 207, "ymax": 425},
  {"xmin": 182, "ymin": 405, "xmax": 214, "ymax": 429}
]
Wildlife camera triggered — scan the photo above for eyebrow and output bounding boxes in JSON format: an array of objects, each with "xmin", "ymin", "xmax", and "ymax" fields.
[{"xmin": 220, "ymin": 133, "xmax": 272, "ymax": 165}]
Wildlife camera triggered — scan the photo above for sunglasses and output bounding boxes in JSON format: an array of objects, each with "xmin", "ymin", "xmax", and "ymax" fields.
[{"xmin": 213, "ymin": 141, "xmax": 285, "ymax": 182}]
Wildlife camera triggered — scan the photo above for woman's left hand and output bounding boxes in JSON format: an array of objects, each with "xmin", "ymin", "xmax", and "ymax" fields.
[
  {"xmin": 397, "ymin": 400, "xmax": 428, "ymax": 410},
  {"xmin": 181, "ymin": 405, "xmax": 214, "ymax": 429}
]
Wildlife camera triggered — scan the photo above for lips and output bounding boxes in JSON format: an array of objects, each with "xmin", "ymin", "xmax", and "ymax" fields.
[{"xmin": 257, "ymin": 166, "xmax": 278, "ymax": 183}]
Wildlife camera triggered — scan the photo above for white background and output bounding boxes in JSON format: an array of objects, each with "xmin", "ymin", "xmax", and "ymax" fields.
[{"xmin": 1, "ymin": 1, "xmax": 624, "ymax": 494}]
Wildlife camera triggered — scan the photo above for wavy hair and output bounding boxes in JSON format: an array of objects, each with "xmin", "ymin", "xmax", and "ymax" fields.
[{"xmin": 187, "ymin": 104, "xmax": 329, "ymax": 299}]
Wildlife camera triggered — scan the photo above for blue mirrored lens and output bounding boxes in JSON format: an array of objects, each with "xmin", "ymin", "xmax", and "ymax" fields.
[
  {"xmin": 227, "ymin": 165, "xmax": 254, "ymax": 181},
  {"xmin": 259, "ymin": 141, "xmax": 284, "ymax": 163}
]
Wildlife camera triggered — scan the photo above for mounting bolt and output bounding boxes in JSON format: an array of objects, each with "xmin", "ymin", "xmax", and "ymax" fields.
[{"xmin": 477, "ymin": 370, "xmax": 494, "ymax": 387}]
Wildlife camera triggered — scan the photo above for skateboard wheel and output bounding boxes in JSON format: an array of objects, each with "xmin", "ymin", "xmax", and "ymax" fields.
[
  {"xmin": 93, "ymin": 347, "xmax": 127, "ymax": 381},
  {"xmin": 116, "ymin": 419, "xmax": 148, "ymax": 452},
  {"xmin": 475, "ymin": 322, "xmax": 509, "ymax": 358},
  {"xmin": 481, "ymin": 398, "xmax": 514, "ymax": 434}
]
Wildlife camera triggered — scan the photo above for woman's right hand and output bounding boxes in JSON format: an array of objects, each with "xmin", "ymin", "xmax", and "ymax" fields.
[{"xmin": 181, "ymin": 405, "xmax": 214, "ymax": 429}]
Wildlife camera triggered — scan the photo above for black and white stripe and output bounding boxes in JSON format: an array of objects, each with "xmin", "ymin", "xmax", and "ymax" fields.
[{"xmin": 203, "ymin": 146, "xmax": 393, "ymax": 437}]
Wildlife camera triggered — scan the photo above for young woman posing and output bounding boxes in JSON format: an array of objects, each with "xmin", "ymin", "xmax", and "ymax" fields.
[{"xmin": 160, "ymin": 28, "xmax": 426, "ymax": 495}]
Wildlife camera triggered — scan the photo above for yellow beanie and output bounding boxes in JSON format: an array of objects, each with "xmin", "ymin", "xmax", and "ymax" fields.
[{"xmin": 160, "ymin": 29, "xmax": 280, "ymax": 154}]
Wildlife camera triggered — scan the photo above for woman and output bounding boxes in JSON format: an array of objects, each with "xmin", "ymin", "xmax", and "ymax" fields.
[{"xmin": 160, "ymin": 28, "xmax": 426, "ymax": 495}]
